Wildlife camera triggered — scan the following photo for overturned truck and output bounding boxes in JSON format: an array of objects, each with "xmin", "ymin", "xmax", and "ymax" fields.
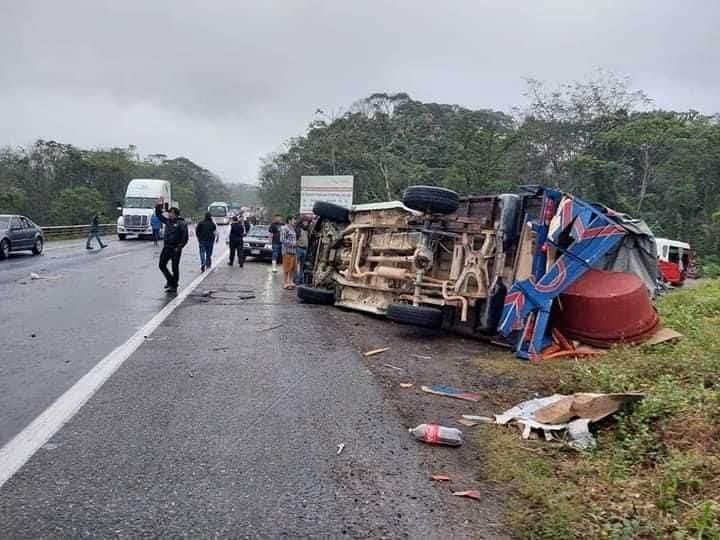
[{"xmin": 298, "ymin": 186, "xmax": 658, "ymax": 361}]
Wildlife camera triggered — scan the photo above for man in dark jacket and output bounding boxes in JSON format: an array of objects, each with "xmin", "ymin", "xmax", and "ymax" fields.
[
  {"xmin": 195, "ymin": 212, "xmax": 216, "ymax": 272},
  {"xmin": 155, "ymin": 203, "xmax": 189, "ymax": 293},
  {"xmin": 86, "ymin": 213, "xmax": 107, "ymax": 250},
  {"xmin": 228, "ymin": 216, "xmax": 245, "ymax": 267},
  {"xmin": 268, "ymin": 214, "xmax": 283, "ymax": 273}
]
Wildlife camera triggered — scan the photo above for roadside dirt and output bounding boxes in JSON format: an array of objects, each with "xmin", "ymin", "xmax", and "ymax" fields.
[{"xmin": 331, "ymin": 306, "xmax": 517, "ymax": 538}]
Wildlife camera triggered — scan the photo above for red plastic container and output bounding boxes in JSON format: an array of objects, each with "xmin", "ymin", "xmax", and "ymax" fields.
[{"xmin": 552, "ymin": 269, "xmax": 659, "ymax": 348}]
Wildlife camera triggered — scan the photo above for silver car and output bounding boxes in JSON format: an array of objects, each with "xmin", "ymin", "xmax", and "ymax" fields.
[{"xmin": 0, "ymin": 214, "xmax": 44, "ymax": 259}]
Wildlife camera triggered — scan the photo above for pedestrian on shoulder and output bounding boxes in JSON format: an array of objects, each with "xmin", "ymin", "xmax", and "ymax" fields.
[
  {"xmin": 86, "ymin": 212, "xmax": 107, "ymax": 250},
  {"xmin": 268, "ymin": 214, "xmax": 284, "ymax": 274},
  {"xmin": 155, "ymin": 201, "xmax": 189, "ymax": 293},
  {"xmin": 228, "ymin": 215, "xmax": 245, "ymax": 267},
  {"xmin": 150, "ymin": 212, "xmax": 162, "ymax": 246},
  {"xmin": 195, "ymin": 211, "xmax": 217, "ymax": 272},
  {"xmin": 280, "ymin": 215, "xmax": 298, "ymax": 290},
  {"xmin": 295, "ymin": 220, "xmax": 309, "ymax": 284}
]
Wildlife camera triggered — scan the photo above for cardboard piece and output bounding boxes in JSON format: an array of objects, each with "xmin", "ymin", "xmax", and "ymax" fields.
[{"xmin": 534, "ymin": 393, "xmax": 644, "ymax": 424}]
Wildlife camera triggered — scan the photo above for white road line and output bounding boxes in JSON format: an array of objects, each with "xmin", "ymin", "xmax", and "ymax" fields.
[
  {"xmin": 103, "ymin": 251, "xmax": 131, "ymax": 261},
  {"xmin": 0, "ymin": 248, "xmax": 229, "ymax": 488}
]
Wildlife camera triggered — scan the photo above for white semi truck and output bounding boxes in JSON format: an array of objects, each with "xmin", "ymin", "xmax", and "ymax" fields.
[{"xmin": 117, "ymin": 179, "xmax": 173, "ymax": 240}]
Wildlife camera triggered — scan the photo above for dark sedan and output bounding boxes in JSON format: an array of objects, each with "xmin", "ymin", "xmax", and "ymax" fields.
[
  {"xmin": 243, "ymin": 224, "xmax": 273, "ymax": 260},
  {"xmin": 0, "ymin": 214, "xmax": 44, "ymax": 259}
]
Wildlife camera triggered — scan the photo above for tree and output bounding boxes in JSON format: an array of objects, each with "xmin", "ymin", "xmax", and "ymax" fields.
[{"xmin": 49, "ymin": 186, "xmax": 107, "ymax": 225}]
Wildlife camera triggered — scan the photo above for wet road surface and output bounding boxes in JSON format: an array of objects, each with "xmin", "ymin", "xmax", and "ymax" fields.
[
  {"xmin": 0, "ymin": 231, "xmax": 226, "ymax": 447},
  {"xmin": 0, "ymin": 260, "xmax": 486, "ymax": 538}
]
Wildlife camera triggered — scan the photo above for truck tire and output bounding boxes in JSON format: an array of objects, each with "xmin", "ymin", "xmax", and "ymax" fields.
[
  {"xmin": 313, "ymin": 201, "xmax": 349, "ymax": 223},
  {"xmin": 118, "ymin": 234, "xmax": 127, "ymax": 240},
  {"xmin": 297, "ymin": 285, "xmax": 336, "ymax": 305},
  {"xmin": 0, "ymin": 239, "xmax": 9, "ymax": 260},
  {"xmin": 387, "ymin": 304, "xmax": 443, "ymax": 329},
  {"xmin": 403, "ymin": 185, "xmax": 459, "ymax": 215}
]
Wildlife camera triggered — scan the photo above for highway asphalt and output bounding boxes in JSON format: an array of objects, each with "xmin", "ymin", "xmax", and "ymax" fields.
[
  {"xmin": 0, "ymin": 230, "xmax": 223, "ymax": 447},
  {"xmin": 0, "ymin": 250, "xmax": 485, "ymax": 538}
]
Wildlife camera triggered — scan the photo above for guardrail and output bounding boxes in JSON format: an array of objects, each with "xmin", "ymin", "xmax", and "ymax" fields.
[{"xmin": 41, "ymin": 224, "xmax": 117, "ymax": 240}]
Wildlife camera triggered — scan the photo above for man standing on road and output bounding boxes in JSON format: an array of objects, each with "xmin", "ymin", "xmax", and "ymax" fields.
[
  {"xmin": 86, "ymin": 212, "xmax": 107, "ymax": 250},
  {"xmin": 228, "ymin": 215, "xmax": 245, "ymax": 267},
  {"xmin": 155, "ymin": 202, "xmax": 189, "ymax": 293},
  {"xmin": 295, "ymin": 219, "xmax": 309, "ymax": 285},
  {"xmin": 268, "ymin": 214, "xmax": 284, "ymax": 273},
  {"xmin": 150, "ymin": 212, "xmax": 162, "ymax": 246},
  {"xmin": 280, "ymin": 215, "xmax": 297, "ymax": 290},
  {"xmin": 195, "ymin": 211, "xmax": 216, "ymax": 272}
]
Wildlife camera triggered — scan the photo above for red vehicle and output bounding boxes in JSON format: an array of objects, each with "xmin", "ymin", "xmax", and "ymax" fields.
[{"xmin": 655, "ymin": 238, "xmax": 691, "ymax": 286}]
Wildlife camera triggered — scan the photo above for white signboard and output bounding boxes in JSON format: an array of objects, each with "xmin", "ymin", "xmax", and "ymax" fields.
[{"xmin": 300, "ymin": 175, "xmax": 354, "ymax": 214}]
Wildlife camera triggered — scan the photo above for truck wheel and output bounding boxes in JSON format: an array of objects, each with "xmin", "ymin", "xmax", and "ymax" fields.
[
  {"xmin": 297, "ymin": 285, "xmax": 336, "ymax": 305},
  {"xmin": 403, "ymin": 185, "xmax": 459, "ymax": 215},
  {"xmin": 313, "ymin": 201, "xmax": 349, "ymax": 223},
  {"xmin": 0, "ymin": 239, "xmax": 9, "ymax": 260},
  {"xmin": 387, "ymin": 304, "xmax": 443, "ymax": 329},
  {"xmin": 118, "ymin": 234, "xmax": 127, "ymax": 240},
  {"xmin": 32, "ymin": 238, "xmax": 43, "ymax": 255}
]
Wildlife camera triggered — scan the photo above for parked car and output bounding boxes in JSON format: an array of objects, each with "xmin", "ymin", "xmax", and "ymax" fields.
[
  {"xmin": 243, "ymin": 224, "xmax": 274, "ymax": 261},
  {"xmin": 0, "ymin": 214, "xmax": 45, "ymax": 259},
  {"xmin": 297, "ymin": 186, "xmax": 542, "ymax": 337}
]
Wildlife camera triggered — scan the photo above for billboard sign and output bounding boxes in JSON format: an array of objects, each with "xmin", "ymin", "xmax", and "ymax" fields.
[{"xmin": 300, "ymin": 175, "xmax": 354, "ymax": 214}]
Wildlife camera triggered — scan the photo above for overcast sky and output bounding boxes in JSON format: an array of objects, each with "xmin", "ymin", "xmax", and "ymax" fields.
[{"xmin": 1, "ymin": 0, "xmax": 718, "ymax": 183}]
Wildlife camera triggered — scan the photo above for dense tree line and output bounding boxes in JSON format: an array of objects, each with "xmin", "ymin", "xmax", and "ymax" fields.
[
  {"xmin": 259, "ymin": 73, "xmax": 720, "ymax": 256},
  {"xmin": 0, "ymin": 142, "xmax": 238, "ymax": 225}
]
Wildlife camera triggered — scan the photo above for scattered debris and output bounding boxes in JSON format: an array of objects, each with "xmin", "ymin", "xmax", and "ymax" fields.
[
  {"xmin": 383, "ymin": 363, "xmax": 403, "ymax": 371},
  {"xmin": 259, "ymin": 324, "xmax": 283, "ymax": 332},
  {"xmin": 453, "ymin": 490, "xmax": 482, "ymax": 500},
  {"xmin": 421, "ymin": 384, "xmax": 481, "ymax": 402},
  {"xmin": 495, "ymin": 393, "xmax": 644, "ymax": 450},
  {"xmin": 188, "ymin": 371, "xmax": 194, "ymax": 378},
  {"xmin": 212, "ymin": 346, "xmax": 230, "ymax": 352},
  {"xmin": 461, "ymin": 415, "xmax": 494, "ymax": 424},
  {"xmin": 336, "ymin": 443, "xmax": 345, "ymax": 455},
  {"xmin": 399, "ymin": 382, "xmax": 414, "ymax": 389},
  {"xmin": 457, "ymin": 418, "xmax": 480, "ymax": 427},
  {"xmin": 238, "ymin": 294, "xmax": 256, "ymax": 300},
  {"xmin": 412, "ymin": 354, "xmax": 432, "ymax": 360},
  {"xmin": 363, "ymin": 347, "xmax": 390, "ymax": 357},
  {"xmin": 28, "ymin": 272, "xmax": 61, "ymax": 281},
  {"xmin": 409, "ymin": 424, "xmax": 464, "ymax": 447},
  {"xmin": 431, "ymin": 474, "xmax": 451, "ymax": 482},
  {"xmin": 30, "ymin": 333, "xmax": 36, "ymax": 338}
]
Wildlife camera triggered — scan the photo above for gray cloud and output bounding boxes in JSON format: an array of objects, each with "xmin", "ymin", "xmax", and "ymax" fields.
[{"xmin": 1, "ymin": 0, "xmax": 718, "ymax": 181}]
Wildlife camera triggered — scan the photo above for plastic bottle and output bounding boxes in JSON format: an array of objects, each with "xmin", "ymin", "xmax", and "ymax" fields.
[{"xmin": 409, "ymin": 424, "xmax": 464, "ymax": 446}]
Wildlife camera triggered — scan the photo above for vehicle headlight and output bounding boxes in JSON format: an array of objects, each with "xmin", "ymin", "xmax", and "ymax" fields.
[
  {"xmin": 264, "ymin": 243, "xmax": 272, "ymax": 249},
  {"xmin": 243, "ymin": 242, "xmax": 249, "ymax": 247}
]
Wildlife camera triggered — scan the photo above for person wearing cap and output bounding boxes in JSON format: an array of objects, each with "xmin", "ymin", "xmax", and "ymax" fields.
[{"xmin": 154, "ymin": 200, "xmax": 189, "ymax": 293}]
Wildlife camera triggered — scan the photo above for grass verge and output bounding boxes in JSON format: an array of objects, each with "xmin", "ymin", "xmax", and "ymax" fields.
[{"xmin": 475, "ymin": 280, "xmax": 720, "ymax": 539}]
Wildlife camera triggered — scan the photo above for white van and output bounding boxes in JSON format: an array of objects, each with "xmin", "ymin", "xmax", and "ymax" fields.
[{"xmin": 117, "ymin": 179, "xmax": 173, "ymax": 240}]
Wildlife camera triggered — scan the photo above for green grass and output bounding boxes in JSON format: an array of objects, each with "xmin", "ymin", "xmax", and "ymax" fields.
[{"xmin": 478, "ymin": 281, "xmax": 720, "ymax": 539}]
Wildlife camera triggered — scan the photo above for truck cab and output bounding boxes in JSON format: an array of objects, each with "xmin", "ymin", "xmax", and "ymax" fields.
[{"xmin": 117, "ymin": 179, "xmax": 173, "ymax": 240}]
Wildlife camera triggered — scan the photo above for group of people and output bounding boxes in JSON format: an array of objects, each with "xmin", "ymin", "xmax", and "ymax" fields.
[
  {"xmin": 268, "ymin": 214, "xmax": 309, "ymax": 290},
  {"xmin": 86, "ymin": 202, "xmax": 312, "ymax": 295}
]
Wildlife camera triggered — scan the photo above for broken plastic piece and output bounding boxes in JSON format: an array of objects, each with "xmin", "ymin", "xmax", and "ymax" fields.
[
  {"xmin": 431, "ymin": 474, "xmax": 450, "ymax": 481},
  {"xmin": 336, "ymin": 443, "xmax": 345, "ymax": 455},
  {"xmin": 421, "ymin": 384, "xmax": 480, "ymax": 402},
  {"xmin": 399, "ymin": 382, "xmax": 414, "ymax": 388},
  {"xmin": 363, "ymin": 347, "xmax": 390, "ymax": 357},
  {"xmin": 453, "ymin": 490, "xmax": 481, "ymax": 500}
]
